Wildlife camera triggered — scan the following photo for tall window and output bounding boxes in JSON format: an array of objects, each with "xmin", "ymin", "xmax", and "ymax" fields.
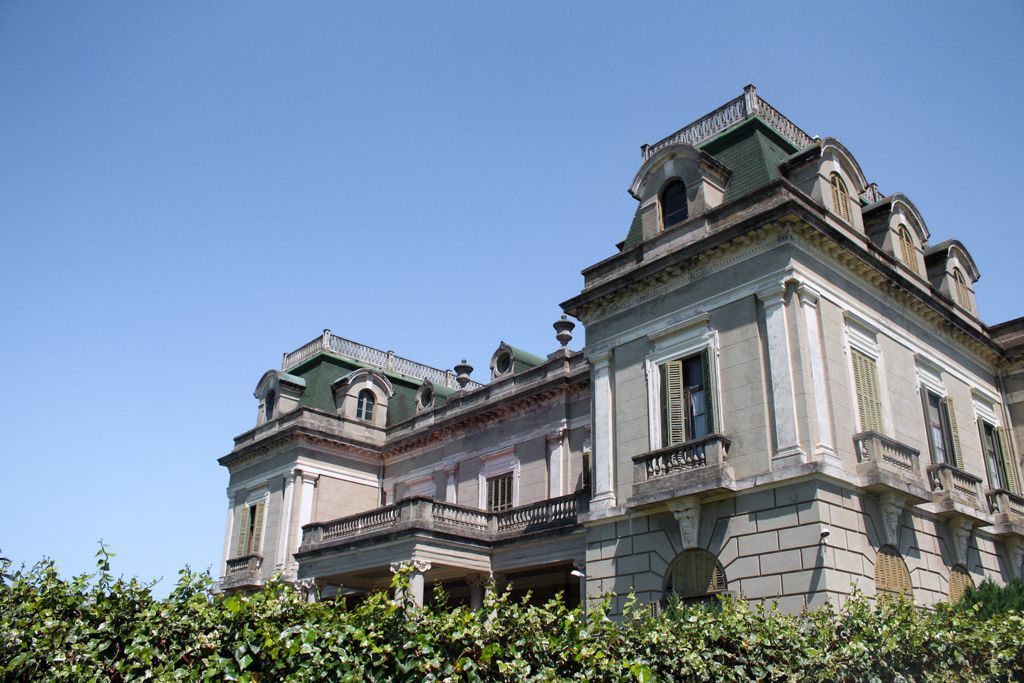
[
  {"xmin": 264, "ymin": 390, "xmax": 276, "ymax": 423},
  {"xmin": 661, "ymin": 351, "xmax": 714, "ymax": 447},
  {"xmin": 981, "ymin": 421, "xmax": 1011, "ymax": 491},
  {"xmin": 234, "ymin": 500, "xmax": 265, "ymax": 557},
  {"xmin": 830, "ymin": 173, "xmax": 852, "ymax": 223},
  {"xmin": 660, "ymin": 179, "xmax": 688, "ymax": 229},
  {"xmin": 921, "ymin": 391, "xmax": 960, "ymax": 467},
  {"xmin": 953, "ymin": 268, "xmax": 971, "ymax": 310},
  {"xmin": 898, "ymin": 225, "xmax": 918, "ymax": 274},
  {"xmin": 851, "ymin": 349, "xmax": 884, "ymax": 433},
  {"xmin": 486, "ymin": 472, "xmax": 513, "ymax": 512},
  {"xmin": 356, "ymin": 389, "xmax": 375, "ymax": 422}
]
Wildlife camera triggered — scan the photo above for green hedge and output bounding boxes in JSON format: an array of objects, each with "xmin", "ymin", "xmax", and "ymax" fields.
[{"xmin": 1, "ymin": 549, "xmax": 1022, "ymax": 682}]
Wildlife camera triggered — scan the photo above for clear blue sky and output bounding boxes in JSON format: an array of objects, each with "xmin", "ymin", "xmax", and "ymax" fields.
[{"xmin": 2, "ymin": 2, "xmax": 1022, "ymax": 592}]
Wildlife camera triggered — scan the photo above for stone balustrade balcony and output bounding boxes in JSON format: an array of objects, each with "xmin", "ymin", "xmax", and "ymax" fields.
[
  {"xmin": 628, "ymin": 434, "xmax": 734, "ymax": 507},
  {"xmin": 985, "ymin": 489, "xmax": 1024, "ymax": 539},
  {"xmin": 220, "ymin": 553, "xmax": 263, "ymax": 590},
  {"xmin": 926, "ymin": 463, "xmax": 990, "ymax": 522},
  {"xmin": 853, "ymin": 431, "xmax": 931, "ymax": 503},
  {"xmin": 299, "ymin": 492, "xmax": 588, "ymax": 554}
]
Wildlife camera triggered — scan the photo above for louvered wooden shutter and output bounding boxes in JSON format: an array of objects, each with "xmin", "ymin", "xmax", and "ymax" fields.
[
  {"xmin": 234, "ymin": 507, "xmax": 249, "ymax": 558},
  {"xmin": 998, "ymin": 428, "xmax": 1019, "ymax": 495},
  {"xmin": 701, "ymin": 350, "xmax": 715, "ymax": 433},
  {"xmin": 249, "ymin": 500, "xmax": 265, "ymax": 554},
  {"xmin": 852, "ymin": 350, "xmax": 884, "ymax": 433},
  {"xmin": 876, "ymin": 547, "xmax": 912, "ymax": 598},
  {"xmin": 486, "ymin": 477, "xmax": 495, "ymax": 510},
  {"xmin": 949, "ymin": 565, "xmax": 973, "ymax": 602},
  {"xmin": 664, "ymin": 359, "xmax": 685, "ymax": 446},
  {"xmin": 667, "ymin": 550, "xmax": 726, "ymax": 598},
  {"xmin": 943, "ymin": 397, "xmax": 962, "ymax": 469}
]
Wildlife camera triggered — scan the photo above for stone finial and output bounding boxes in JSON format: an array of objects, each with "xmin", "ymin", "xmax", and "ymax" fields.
[
  {"xmin": 554, "ymin": 315, "xmax": 575, "ymax": 348},
  {"xmin": 453, "ymin": 359, "xmax": 473, "ymax": 388},
  {"xmin": 668, "ymin": 497, "xmax": 701, "ymax": 550},
  {"xmin": 947, "ymin": 517, "xmax": 973, "ymax": 567},
  {"xmin": 880, "ymin": 492, "xmax": 905, "ymax": 547}
]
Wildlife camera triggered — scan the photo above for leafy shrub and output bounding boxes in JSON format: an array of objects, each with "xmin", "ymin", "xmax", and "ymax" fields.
[
  {"xmin": 954, "ymin": 578, "xmax": 1024, "ymax": 620},
  {"xmin": 1, "ymin": 548, "xmax": 1022, "ymax": 681}
]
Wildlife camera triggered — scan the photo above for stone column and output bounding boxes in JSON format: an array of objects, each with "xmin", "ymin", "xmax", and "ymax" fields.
[
  {"xmin": 467, "ymin": 574, "xmax": 484, "ymax": 610},
  {"xmin": 796, "ymin": 284, "xmax": 836, "ymax": 460},
  {"xmin": 219, "ymin": 494, "xmax": 235, "ymax": 579},
  {"xmin": 758, "ymin": 284, "xmax": 802, "ymax": 462},
  {"xmin": 276, "ymin": 471, "xmax": 297, "ymax": 573},
  {"xmin": 408, "ymin": 560, "xmax": 432, "ymax": 607},
  {"xmin": 547, "ymin": 421, "xmax": 567, "ymax": 498},
  {"xmin": 588, "ymin": 350, "xmax": 616, "ymax": 509}
]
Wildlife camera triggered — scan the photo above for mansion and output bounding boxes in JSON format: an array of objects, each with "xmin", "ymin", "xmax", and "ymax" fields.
[{"xmin": 217, "ymin": 85, "xmax": 1024, "ymax": 613}]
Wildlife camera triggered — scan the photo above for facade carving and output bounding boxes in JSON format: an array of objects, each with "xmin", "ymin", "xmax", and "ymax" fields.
[{"xmin": 217, "ymin": 85, "xmax": 1024, "ymax": 614}]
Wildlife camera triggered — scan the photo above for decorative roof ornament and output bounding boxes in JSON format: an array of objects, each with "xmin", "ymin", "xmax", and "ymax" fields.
[
  {"xmin": 554, "ymin": 315, "xmax": 575, "ymax": 348},
  {"xmin": 453, "ymin": 359, "xmax": 473, "ymax": 389}
]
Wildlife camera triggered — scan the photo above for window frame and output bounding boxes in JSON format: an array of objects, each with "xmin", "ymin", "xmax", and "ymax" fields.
[
  {"xmin": 980, "ymin": 419, "xmax": 1009, "ymax": 491},
  {"xmin": 845, "ymin": 314, "xmax": 890, "ymax": 435},
  {"xmin": 921, "ymin": 389, "xmax": 954, "ymax": 466},
  {"xmin": 356, "ymin": 389, "xmax": 376, "ymax": 422},
  {"xmin": 830, "ymin": 172, "xmax": 852, "ymax": 223},
  {"xmin": 659, "ymin": 178, "xmax": 689, "ymax": 230},
  {"xmin": 477, "ymin": 448, "xmax": 518, "ymax": 510},
  {"xmin": 485, "ymin": 472, "xmax": 514, "ymax": 512},
  {"xmin": 952, "ymin": 267, "xmax": 971, "ymax": 311},
  {"xmin": 645, "ymin": 322, "xmax": 719, "ymax": 451},
  {"xmin": 897, "ymin": 224, "xmax": 918, "ymax": 274},
  {"xmin": 233, "ymin": 493, "xmax": 267, "ymax": 559}
]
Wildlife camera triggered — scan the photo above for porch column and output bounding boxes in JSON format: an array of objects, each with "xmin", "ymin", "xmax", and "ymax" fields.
[
  {"xmin": 467, "ymin": 574, "xmax": 484, "ymax": 610},
  {"xmin": 588, "ymin": 350, "xmax": 616, "ymax": 509},
  {"xmin": 276, "ymin": 470, "xmax": 297, "ymax": 573},
  {"xmin": 408, "ymin": 560, "xmax": 432, "ymax": 607},
  {"xmin": 757, "ymin": 284, "xmax": 802, "ymax": 460},
  {"xmin": 547, "ymin": 421, "xmax": 567, "ymax": 498}
]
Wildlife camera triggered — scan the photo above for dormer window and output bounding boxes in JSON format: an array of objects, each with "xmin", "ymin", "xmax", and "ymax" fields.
[
  {"xmin": 897, "ymin": 225, "xmax": 918, "ymax": 274},
  {"xmin": 356, "ymin": 389, "xmax": 375, "ymax": 421},
  {"xmin": 495, "ymin": 352, "xmax": 512, "ymax": 375},
  {"xmin": 830, "ymin": 173, "xmax": 852, "ymax": 223},
  {"xmin": 660, "ymin": 179, "xmax": 688, "ymax": 229},
  {"xmin": 953, "ymin": 268, "xmax": 971, "ymax": 310}
]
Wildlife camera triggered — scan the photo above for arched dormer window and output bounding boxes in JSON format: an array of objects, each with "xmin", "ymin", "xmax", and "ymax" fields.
[
  {"xmin": 660, "ymin": 179, "xmax": 688, "ymax": 229},
  {"xmin": 897, "ymin": 225, "xmax": 918, "ymax": 274},
  {"xmin": 264, "ymin": 390, "xmax": 276, "ymax": 423},
  {"xmin": 356, "ymin": 389, "xmax": 375, "ymax": 422},
  {"xmin": 953, "ymin": 268, "xmax": 971, "ymax": 310},
  {"xmin": 830, "ymin": 173, "xmax": 852, "ymax": 223}
]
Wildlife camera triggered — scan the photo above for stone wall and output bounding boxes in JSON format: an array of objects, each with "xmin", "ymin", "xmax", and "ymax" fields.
[{"xmin": 585, "ymin": 478, "xmax": 1014, "ymax": 615}]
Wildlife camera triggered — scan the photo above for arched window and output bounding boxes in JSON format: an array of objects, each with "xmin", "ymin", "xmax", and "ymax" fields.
[
  {"xmin": 953, "ymin": 268, "xmax": 971, "ymax": 310},
  {"xmin": 663, "ymin": 549, "xmax": 727, "ymax": 603},
  {"xmin": 660, "ymin": 179, "xmax": 688, "ymax": 229},
  {"xmin": 830, "ymin": 173, "xmax": 852, "ymax": 223},
  {"xmin": 897, "ymin": 225, "xmax": 918, "ymax": 274},
  {"xmin": 356, "ymin": 389, "xmax": 376, "ymax": 422},
  {"xmin": 875, "ymin": 546, "xmax": 912, "ymax": 599},
  {"xmin": 264, "ymin": 390, "xmax": 276, "ymax": 423},
  {"xmin": 949, "ymin": 565, "xmax": 973, "ymax": 602}
]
